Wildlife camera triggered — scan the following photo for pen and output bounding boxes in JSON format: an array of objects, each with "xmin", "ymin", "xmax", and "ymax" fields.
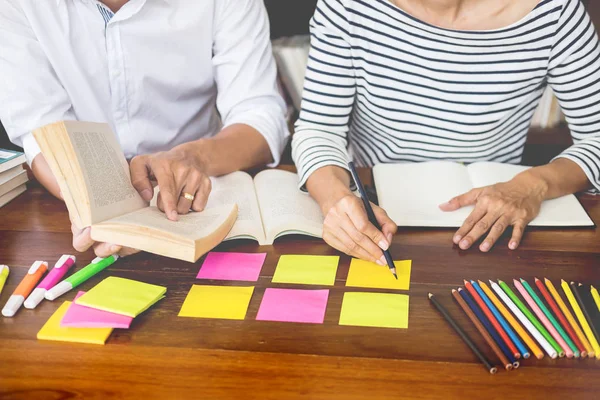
[
  {"xmin": 348, "ymin": 162, "xmax": 397, "ymax": 279},
  {"xmin": 45, "ymin": 255, "xmax": 118, "ymax": 301},
  {"xmin": 2, "ymin": 261, "xmax": 48, "ymax": 317},
  {"xmin": 0, "ymin": 265, "xmax": 9, "ymax": 297},
  {"xmin": 24, "ymin": 255, "xmax": 76, "ymax": 309}
]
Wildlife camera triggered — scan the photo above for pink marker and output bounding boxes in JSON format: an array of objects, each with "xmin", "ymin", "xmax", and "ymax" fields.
[
  {"xmin": 24, "ymin": 255, "xmax": 76, "ymax": 309},
  {"xmin": 514, "ymin": 279, "xmax": 574, "ymax": 358}
]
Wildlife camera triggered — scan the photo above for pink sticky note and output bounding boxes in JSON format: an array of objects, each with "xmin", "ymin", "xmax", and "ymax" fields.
[
  {"xmin": 256, "ymin": 288, "xmax": 329, "ymax": 324},
  {"xmin": 60, "ymin": 291, "xmax": 133, "ymax": 329},
  {"xmin": 196, "ymin": 252, "xmax": 267, "ymax": 282}
]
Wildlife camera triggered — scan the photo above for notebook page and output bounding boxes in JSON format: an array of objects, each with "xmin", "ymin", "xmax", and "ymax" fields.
[{"xmin": 374, "ymin": 162, "xmax": 473, "ymax": 227}]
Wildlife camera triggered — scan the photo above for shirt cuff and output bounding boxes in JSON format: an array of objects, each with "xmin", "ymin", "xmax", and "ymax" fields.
[{"xmin": 21, "ymin": 132, "xmax": 42, "ymax": 167}]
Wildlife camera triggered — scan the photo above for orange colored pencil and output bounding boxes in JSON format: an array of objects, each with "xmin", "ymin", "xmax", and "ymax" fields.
[
  {"xmin": 452, "ymin": 289, "xmax": 512, "ymax": 370},
  {"xmin": 480, "ymin": 280, "xmax": 543, "ymax": 359}
]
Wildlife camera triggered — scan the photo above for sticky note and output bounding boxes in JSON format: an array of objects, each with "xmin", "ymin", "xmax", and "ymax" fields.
[
  {"xmin": 196, "ymin": 252, "xmax": 266, "ymax": 281},
  {"xmin": 339, "ymin": 292, "xmax": 409, "ymax": 329},
  {"xmin": 61, "ymin": 291, "xmax": 133, "ymax": 329},
  {"xmin": 346, "ymin": 259, "xmax": 411, "ymax": 290},
  {"xmin": 256, "ymin": 288, "xmax": 329, "ymax": 324},
  {"xmin": 37, "ymin": 302, "xmax": 113, "ymax": 345},
  {"xmin": 272, "ymin": 255, "xmax": 339, "ymax": 285},
  {"xmin": 75, "ymin": 277, "xmax": 166, "ymax": 317},
  {"xmin": 178, "ymin": 285, "xmax": 254, "ymax": 320}
]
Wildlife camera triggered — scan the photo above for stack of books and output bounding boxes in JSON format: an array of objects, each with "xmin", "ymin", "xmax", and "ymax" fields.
[{"xmin": 0, "ymin": 148, "xmax": 28, "ymax": 208}]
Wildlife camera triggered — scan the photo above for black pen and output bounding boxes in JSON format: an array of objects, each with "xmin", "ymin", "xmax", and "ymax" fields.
[{"xmin": 348, "ymin": 162, "xmax": 397, "ymax": 279}]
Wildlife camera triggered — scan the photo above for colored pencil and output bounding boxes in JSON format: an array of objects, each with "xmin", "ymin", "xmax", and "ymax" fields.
[
  {"xmin": 492, "ymin": 280, "xmax": 553, "ymax": 359},
  {"xmin": 498, "ymin": 280, "xmax": 562, "ymax": 358},
  {"xmin": 561, "ymin": 280, "xmax": 600, "ymax": 359},
  {"xmin": 571, "ymin": 282, "xmax": 600, "ymax": 353},
  {"xmin": 465, "ymin": 280, "xmax": 520, "ymax": 359},
  {"xmin": 545, "ymin": 278, "xmax": 594, "ymax": 358},
  {"xmin": 515, "ymin": 279, "xmax": 570, "ymax": 357},
  {"xmin": 576, "ymin": 283, "xmax": 600, "ymax": 335},
  {"xmin": 520, "ymin": 279, "xmax": 578, "ymax": 357},
  {"xmin": 428, "ymin": 293, "xmax": 497, "ymax": 374},
  {"xmin": 591, "ymin": 285, "xmax": 600, "ymax": 313},
  {"xmin": 452, "ymin": 289, "xmax": 512, "ymax": 371},
  {"xmin": 481, "ymin": 280, "xmax": 542, "ymax": 359},
  {"xmin": 472, "ymin": 280, "xmax": 528, "ymax": 359},
  {"xmin": 459, "ymin": 288, "xmax": 518, "ymax": 368},
  {"xmin": 536, "ymin": 278, "xmax": 587, "ymax": 357}
]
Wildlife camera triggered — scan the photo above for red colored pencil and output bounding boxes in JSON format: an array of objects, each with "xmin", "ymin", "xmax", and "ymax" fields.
[
  {"xmin": 464, "ymin": 280, "xmax": 520, "ymax": 359},
  {"xmin": 535, "ymin": 278, "xmax": 587, "ymax": 357}
]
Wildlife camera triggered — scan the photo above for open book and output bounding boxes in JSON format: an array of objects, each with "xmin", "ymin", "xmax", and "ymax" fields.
[
  {"xmin": 204, "ymin": 169, "xmax": 324, "ymax": 245},
  {"xmin": 33, "ymin": 121, "xmax": 238, "ymax": 262},
  {"xmin": 374, "ymin": 161, "xmax": 594, "ymax": 227}
]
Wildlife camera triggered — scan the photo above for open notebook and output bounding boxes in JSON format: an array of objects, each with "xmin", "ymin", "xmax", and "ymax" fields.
[{"xmin": 373, "ymin": 161, "xmax": 594, "ymax": 227}]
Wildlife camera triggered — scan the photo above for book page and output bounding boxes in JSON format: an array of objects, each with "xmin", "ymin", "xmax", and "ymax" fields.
[
  {"xmin": 204, "ymin": 171, "xmax": 266, "ymax": 243},
  {"xmin": 254, "ymin": 169, "xmax": 323, "ymax": 244},
  {"xmin": 374, "ymin": 162, "xmax": 473, "ymax": 227},
  {"xmin": 467, "ymin": 162, "xmax": 593, "ymax": 226},
  {"xmin": 64, "ymin": 121, "xmax": 146, "ymax": 224}
]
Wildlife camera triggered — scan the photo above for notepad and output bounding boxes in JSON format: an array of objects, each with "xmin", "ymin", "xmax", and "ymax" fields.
[
  {"xmin": 272, "ymin": 255, "xmax": 339, "ymax": 285},
  {"xmin": 178, "ymin": 285, "xmax": 254, "ymax": 320},
  {"xmin": 61, "ymin": 291, "xmax": 133, "ymax": 329},
  {"xmin": 339, "ymin": 292, "xmax": 409, "ymax": 329},
  {"xmin": 37, "ymin": 302, "xmax": 113, "ymax": 344},
  {"xmin": 196, "ymin": 252, "xmax": 267, "ymax": 281},
  {"xmin": 346, "ymin": 259, "xmax": 412, "ymax": 290},
  {"xmin": 256, "ymin": 288, "xmax": 329, "ymax": 324},
  {"xmin": 75, "ymin": 277, "xmax": 166, "ymax": 317}
]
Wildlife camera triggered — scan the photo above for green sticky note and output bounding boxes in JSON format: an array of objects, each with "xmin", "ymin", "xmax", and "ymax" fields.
[
  {"xmin": 178, "ymin": 285, "xmax": 254, "ymax": 320},
  {"xmin": 272, "ymin": 255, "xmax": 339, "ymax": 285},
  {"xmin": 339, "ymin": 292, "xmax": 409, "ymax": 329},
  {"xmin": 75, "ymin": 277, "xmax": 166, "ymax": 317},
  {"xmin": 346, "ymin": 258, "xmax": 411, "ymax": 290}
]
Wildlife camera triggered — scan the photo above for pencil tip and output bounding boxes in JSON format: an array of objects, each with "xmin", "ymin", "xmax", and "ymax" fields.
[
  {"xmin": 561, "ymin": 279, "xmax": 567, "ymax": 284},
  {"xmin": 578, "ymin": 283, "xmax": 583, "ymax": 287},
  {"xmin": 428, "ymin": 293, "xmax": 433, "ymax": 299},
  {"xmin": 544, "ymin": 277, "xmax": 549, "ymax": 283},
  {"xmin": 570, "ymin": 281, "xmax": 576, "ymax": 285},
  {"xmin": 452, "ymin": 289, "xmax": 457, "ymax": 293},
  {"xmin": 458, "ymin": 287, "xmax": 463, "ymax": 292},
  {"xmin": 520, "ymin": 278, "xmax": 525, "ymax": 283},
  {"xmin": 498, "ymin": 279, "xmax": 504, "ymax": 284},
  {"xmin": 534, "ymin": 277, "xmax": 539, "ymax": 282}
]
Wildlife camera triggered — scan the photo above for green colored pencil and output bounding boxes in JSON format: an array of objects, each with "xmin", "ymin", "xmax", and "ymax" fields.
[
  {"xmin": 498, "ymin": 280, "xmax": 563, "ymax": 354},
  {"xmin": 521, "ymin": 279, "xmax": 580, "ymax": 357}
]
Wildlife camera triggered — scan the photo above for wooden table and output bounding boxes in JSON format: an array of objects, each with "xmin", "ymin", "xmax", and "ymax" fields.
[{"xmin": 1, "ymin": 170, "xmax": 599, "ymax": 400}]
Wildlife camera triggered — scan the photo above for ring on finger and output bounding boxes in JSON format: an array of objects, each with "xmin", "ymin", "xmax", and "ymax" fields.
[{"xmin": 182, "ymin": 192, "xmax": 195, "ymax": 202}]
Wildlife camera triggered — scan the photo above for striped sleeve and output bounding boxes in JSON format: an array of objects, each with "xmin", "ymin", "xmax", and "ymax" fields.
[
  {"xmin": 550, "ymin": 0, "xmax": 600, "ymax": 192},
  {"xmin": 291, "ymin": 0, "xmax": 356, "ymax": 190}
]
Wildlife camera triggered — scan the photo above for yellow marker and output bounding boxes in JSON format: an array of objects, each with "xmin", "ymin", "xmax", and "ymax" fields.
[
  {"xmin": 0, "ymin": 265, "xmax": 8, "ymax": 296},
  {"xmin": 546, "ymin": 279, "xmax": 594, "ymax": 358},
  {"xmin": 480, "ymin": 280, "xmax": 544, "ymax": 359},
  {"xmin": 561, "ymin": 280, "xmax": 600, "ymax": 359},
  {"xmin": 591, "ymin": 285, "xmax": 600, "ymax": 313}
]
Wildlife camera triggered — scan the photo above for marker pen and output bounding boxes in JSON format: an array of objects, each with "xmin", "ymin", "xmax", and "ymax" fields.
[
  {"xmin": 45, "ymin": 255, "xmax": 118, "ymax": 301},
  {"xmin": 0, "ymin": 265, "xmax": 9, "ymax": 296},
  {"xmin": 24, "ymin": 255, "xmax": 76, "ymax": 309},
  {"xmin": 2, "ymin": 261, "xmax": 48, "ymax": 317}
]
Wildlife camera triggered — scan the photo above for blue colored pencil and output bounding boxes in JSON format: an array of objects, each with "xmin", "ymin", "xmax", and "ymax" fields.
[
  {"xmin": 471, "ymin": 280, "xmax": 528, "ymax": 359},
  {"xmin": 459, "ymin": 288, "xmax": 518, "ymax": 367}
]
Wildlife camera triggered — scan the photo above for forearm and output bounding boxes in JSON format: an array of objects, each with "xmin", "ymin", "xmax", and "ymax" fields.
[
  {"xmin": 519, "ymin": 158, "xmax": 591, "ymax": 200},
  {"xmin": 305, "ymin": 166, "xmax": 353, "ymax": 214},
  {"xmin": 31, "ymin": 154, "xmax": 62, "ymax": 200},
  {"xmin": 194, "ymin": 123, "xmax": 274, "ymax": 176}
]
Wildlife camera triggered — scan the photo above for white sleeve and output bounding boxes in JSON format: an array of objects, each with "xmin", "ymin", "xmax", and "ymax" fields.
[
  {"xmin": 212, "ymin": 0, "xmax": 290, "ymax": 167},
  {"xmin": 0, "ymin": 1, "xmax": 75, "ymax": 165}
]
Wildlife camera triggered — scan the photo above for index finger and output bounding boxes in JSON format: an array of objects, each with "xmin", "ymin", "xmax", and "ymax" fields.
[
  {"xmin": 130, "ymin": 156, "xmax": 154, "ymax": 202},
  {"xmin": 153, "ymin": 165, "xmax": 179, "ymax": 221}
]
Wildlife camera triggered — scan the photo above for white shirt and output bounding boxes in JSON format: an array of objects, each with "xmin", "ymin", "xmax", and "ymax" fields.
[{"xmin": 0, "ymin": 0, "xmax": 289, "ymax": 166}]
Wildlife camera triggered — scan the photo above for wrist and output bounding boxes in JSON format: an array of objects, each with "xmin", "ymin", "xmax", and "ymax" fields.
[
  {"xmin": 515, "ymin": 168, "xmax": 550, "ymax": 200},
  {"xmin": 178, "ymin": 139, "xmax": 211, "ymax": 173},
  {"xmin": 305, "ymin": 166, "xmax": 354, "ymax": 214}
]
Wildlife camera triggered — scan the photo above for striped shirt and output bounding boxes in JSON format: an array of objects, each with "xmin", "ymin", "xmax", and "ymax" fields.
[{"xmin": 292, "ymin": 0, "xmax": 600, "ymax": 193}]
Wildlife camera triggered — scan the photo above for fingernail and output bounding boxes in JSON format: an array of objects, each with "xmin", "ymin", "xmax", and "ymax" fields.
[
  {"xmin": 376, "ymin": 259, "xmax": 385, "ymax": 266},
  {"xmin": 379, "ymin": 255, "xmax": 386, "ymax": 265},
  {"xmin": 379, "ymin": 240, "xmax": 389, "ymax": 251},
  {"xmin": 168, "ymin": 210, "xmax": 178, "ymax": 221},
  {"xmin": 386, "ymin": 233, "xmax": 393, "ymax": 244},
  {"xmin": 453, "ymin": 234, "xmax": 462, "ymax": 244},
  {"xmin": 509, "ymin": 241, "xmax": 517, "ymax": 250},
  {"xmin": 109, "ymin": 244, "xmax": 120, "ymax": 253},
  {"xmin": 141, "ymin": 189, "xmax": 152, "ymax": 201},
  {"xmin": 480, "ymin": 242, "xmax": 490, "ymax": 251},
  {"xmin": 460, "ymin": 239, "xmax": 469, "ymax": 249}
]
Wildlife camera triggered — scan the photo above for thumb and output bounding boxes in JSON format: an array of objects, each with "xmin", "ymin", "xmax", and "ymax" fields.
[
  {"xmin": 130, "ymin": 156, "xmax": 154, "ymax": 202},
  {"xmin": 439, "ymin": 188, "xmax": 482, "ymax": 211}
]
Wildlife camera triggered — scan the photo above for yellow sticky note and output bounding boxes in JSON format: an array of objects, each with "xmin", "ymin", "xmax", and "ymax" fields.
[
  {"xmin": 346, "ymin": 258, "xmax": 411, "ymax": 290},
  {"xmin": 339, "ymin": 292, "xmax": 409, "ymax": 329},
  {"xmin": 272, "ymin": 255, "xmax": 339, "ymax": 285},
  {"xmin": 178, "ymin": 285, "xmax": 254, "ymax": 320},
  {"xmin": 75, "ymin": 277, "xmax": 166, "ymax": 317},
  {"xmin": 37, "ymin": 302, "xmax": 112, "ymax": 345}
]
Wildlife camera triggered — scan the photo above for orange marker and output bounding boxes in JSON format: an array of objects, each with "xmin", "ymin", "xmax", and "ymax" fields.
[{"xmin": 2, "ymin": 261, "xmax": 48, "ymax": 317}]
